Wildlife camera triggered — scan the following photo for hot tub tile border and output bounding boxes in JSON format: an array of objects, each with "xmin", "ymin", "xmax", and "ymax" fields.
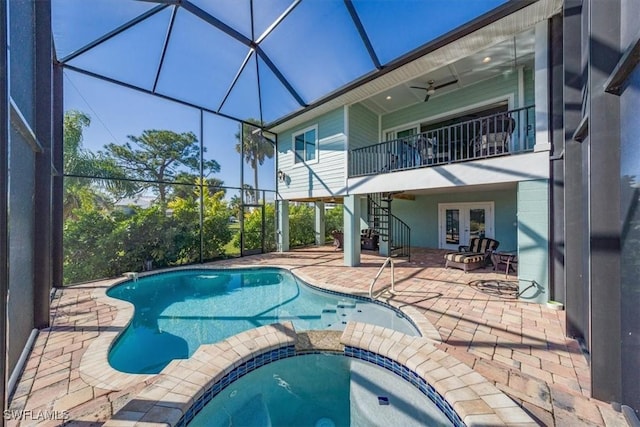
[
  {"xmin": 345, "ymin": 345, "xmax": 465, "ymax": 427},
  {"xmin": 174, "ymin": 345, "xmax": 296, "ymax": 427}
]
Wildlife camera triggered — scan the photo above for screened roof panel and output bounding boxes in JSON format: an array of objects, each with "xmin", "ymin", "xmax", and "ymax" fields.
[
  {"xmin": 251, "ymin": 0, "xmax": 299, "ymax": 41},
  {"xmin": 66, "ymin": 7, "xmax": 171, "ymax": 90},
  {"xmin": 218, "ymin": 54, "xmax": 262, "ymax": 121},
  {"xmin": 52, "ymin": 0, "xmax": 157, "ymax": 60},
  {"xmin": 351, "ymin": 0, "xmax": 509, "ymax": 64},
  {"xmin": 189, "ymin": 0, "xmax": 253, "ymax": 40},
  {"xmin": 256, "ymin": 57, "xmax": 306, "ymax": 124},
  {"xmin": 154, "ymin": 8, "xmax": 253, "ymax": 112},
  {"xmin": 259, "ymin": 0, "xmax": 376, "ymax": 103},
  {"xmin": 53, "ymin": 0, "xmax": 556, "ymax": 127}
]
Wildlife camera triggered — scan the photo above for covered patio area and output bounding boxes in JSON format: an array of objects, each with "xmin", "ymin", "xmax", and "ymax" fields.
[{"xmin": 7, "ymin": 247, "xmax": 625, "ymax": 426}]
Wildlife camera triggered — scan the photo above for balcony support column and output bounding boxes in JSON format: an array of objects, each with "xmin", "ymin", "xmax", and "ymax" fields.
[{"xmin": 343, "ymin": 195, "xmax": 361, "ymax": 266}]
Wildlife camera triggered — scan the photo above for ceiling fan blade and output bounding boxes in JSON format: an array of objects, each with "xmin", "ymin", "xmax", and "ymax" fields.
[
  {"xmin": 410, "ymin": 86, "xmax": 427, "ymax": 90},
  {"xmin": 424, "ymin": 93, "xmax": 430, "ymax": 102},
  {"xmin": 434, "ymin": 79, "xmax": 459, "ymax": 90}
]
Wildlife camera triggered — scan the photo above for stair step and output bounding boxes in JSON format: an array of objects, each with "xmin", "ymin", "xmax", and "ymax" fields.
[{"xmin": 337, "ymin": 301, "xmax": 356, "ymax": 309}]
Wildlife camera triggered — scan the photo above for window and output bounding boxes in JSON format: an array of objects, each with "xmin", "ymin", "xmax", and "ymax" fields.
[
  {"xmin": 293, "ymin": 126, "xmax": 317, "ymax": 164},
  {"xmin": 385, "ymin": 125, "xmax": 418, "ymax": 141}
]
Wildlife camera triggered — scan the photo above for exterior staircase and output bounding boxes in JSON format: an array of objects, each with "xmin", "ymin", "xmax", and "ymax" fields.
[{"xmin": 367, "ymin": 193, "xmax": 411, "ymax": 260}]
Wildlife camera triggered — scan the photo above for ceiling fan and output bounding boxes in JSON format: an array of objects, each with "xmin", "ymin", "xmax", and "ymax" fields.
[{"xmin": 411, "ymin": 78, "xmax": 459, "ymax": 102}]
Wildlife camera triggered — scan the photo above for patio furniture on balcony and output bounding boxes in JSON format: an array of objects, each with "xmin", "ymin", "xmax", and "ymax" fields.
[
  {"xmin": 416, "ymin": 136, "xmax": 436, "ymax": 165},
  {"xmin": 444, "ymin": 237, "xmax": 500, "ymax": 272},
  {"xmin": 473, "ymin": 116, "xmax": 516, "ymax": 156},
  {"xmin": 348, "ymin": 106, "xmax": 534, "ymax": 177}
]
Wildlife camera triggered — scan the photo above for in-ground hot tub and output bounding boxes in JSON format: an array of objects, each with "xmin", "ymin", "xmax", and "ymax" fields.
[{"xmin": 185, "ymin": 352, "xmax": 457, "ymax": 427}]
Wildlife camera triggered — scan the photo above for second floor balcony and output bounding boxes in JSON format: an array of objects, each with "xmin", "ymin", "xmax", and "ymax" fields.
[{"xmin": 349, "ymin": 106, "xmax": 535, "ymax": 177}]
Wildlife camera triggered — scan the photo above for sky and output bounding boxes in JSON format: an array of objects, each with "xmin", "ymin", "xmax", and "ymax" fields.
[{"xmin": 55, "ymin": 0, "xmax": 509, "ymax": 198}]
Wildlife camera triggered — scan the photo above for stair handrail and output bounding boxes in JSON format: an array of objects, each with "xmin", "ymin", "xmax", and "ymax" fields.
[
  {"xmin": 367, "ymin": 194, "xmax": 411, "ymax": 260},
  {"xmin": 368, "ymin": 257, "xmax": 397, "ymax": 300}
]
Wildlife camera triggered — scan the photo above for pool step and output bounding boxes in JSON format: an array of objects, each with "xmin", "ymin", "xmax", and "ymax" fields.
[
  {"xmin": 322, "ymin": 301, "xmax": 358, "ymax": 329},
  {"xmin": 321, "ymin": 306, "xmax": 340, "ymax": 329},
  {"xmin": 336, "ymin": 301, "xmax": 357, "ymax": 326}
]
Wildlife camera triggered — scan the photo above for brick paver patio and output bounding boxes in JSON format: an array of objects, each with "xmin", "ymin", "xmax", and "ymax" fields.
[{"xmin": 6, "ymin": 247, "xmax": 628, "ymax": 426}]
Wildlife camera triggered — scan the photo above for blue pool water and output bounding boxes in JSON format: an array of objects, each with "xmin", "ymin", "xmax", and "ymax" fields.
[
  {"xmin": 187, "ymin": 353, "xmax": 454, "ymax": 427},
  {"xmin": 107, "ymin": 268, "xmax": 418, "ymax": 373}
]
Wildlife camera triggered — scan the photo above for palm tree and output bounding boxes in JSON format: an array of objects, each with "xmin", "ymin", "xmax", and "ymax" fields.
[
  {"xmin": 63, "ymin": 110, "xmax": 137, "ymax": 219},
  {"xmin": 235, "ymin": 119, "xmax": 274, "ymax": 203}
]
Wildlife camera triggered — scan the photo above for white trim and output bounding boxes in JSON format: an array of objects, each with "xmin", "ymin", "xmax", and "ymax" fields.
[
  {"xmin": 291, "ymin": 124, "xmax": 319, "ymax": 167},
  {"xmin": 438, "ymin": 202, "xmax": 495, "ymax": 250},
  {"xmin": 517, "ymin": 65, "xmax": 527, "ymax": 144},
  {"xmin": 534, "ymin": 19, "xmax": 550, "ymax": 148},
  {"xmin": 344, "ymin": 105, "xmax": 349, "ymax": 193},
  {"xmin": 517, "ymin": 66, "xmax": 525, "ymax": 108},
  {"xmin": 381, "ymin": 94, "xmax": 515, "ymax": 138},
  {"xmin": 385, "ymin": 124, "xmax": 419, "ymax": 141}
]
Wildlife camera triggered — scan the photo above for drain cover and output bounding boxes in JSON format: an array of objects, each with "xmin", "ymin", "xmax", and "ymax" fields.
[{"xmin": 378, "ymin": 396, "xmax": 389, "ymax": 405}]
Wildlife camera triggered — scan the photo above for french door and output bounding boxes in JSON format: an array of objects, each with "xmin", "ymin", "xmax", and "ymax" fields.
[{"xmin": 438, "ymin": 202, "xmax": 494, "ymax": 250}]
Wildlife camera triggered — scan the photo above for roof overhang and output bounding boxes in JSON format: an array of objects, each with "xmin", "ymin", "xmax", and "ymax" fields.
[{"xmin": 268, "ymin": 0, "xmax": 562, "ymax": 133}]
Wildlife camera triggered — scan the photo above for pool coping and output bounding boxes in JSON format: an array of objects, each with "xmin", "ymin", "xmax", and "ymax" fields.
[
  {"xmin": 79, "ymin": 264, "xmax": 439, "ymax": 391},
  {"xmin": 103, "ymin": 321, "xmax": 537, "ymax": 427}
]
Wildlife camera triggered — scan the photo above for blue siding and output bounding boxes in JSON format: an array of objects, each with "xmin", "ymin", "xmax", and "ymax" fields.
[
  {"xmin": 391, "ymin": 188, "xmax": 518, "ymax": 250},
  {"xmin": 349, "ymin": 104, "xmax": 379, "ymax": 149},
  {"xmin": 277, "ymin": 108, "xmax": 346, "ymax": 196},
  {"xmin": 517, "ymin": 179, "xmax": 549, "ymax": 303}
]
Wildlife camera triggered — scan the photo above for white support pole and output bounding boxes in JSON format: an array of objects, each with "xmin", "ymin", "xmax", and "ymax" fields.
[
  {"xmin": 534, "ymin": 19, "xmax": 551, "ymax": 152},
  {"xmin": 315, "ymin": 201, "xmax": 325, "ymax": 245},
  {"xmin": 277, "ymin": 200, "xmax": 289, "ymax": 252},
  {"xmin": 343, "ymin": 195, "xmax": 361, "ymax": 266}
]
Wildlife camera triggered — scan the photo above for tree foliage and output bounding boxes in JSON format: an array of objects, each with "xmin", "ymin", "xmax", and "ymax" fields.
[
  {"xmin": 104, "ymin": 130, "xmax": 220, "ymax": 205},
  {"xmin": 325, "ymin": 204, "xmax": 344, "ymax": 242},
  {"xmin": 232, "ymin": 203, "xmax": 276, "ymax": 252},
  {"xmin": 235, "ymin": 119, "xmax": 274, "ymax": 201},
  {"xmin": 63, "ymin": 110, "xmax": 137, "ymax": 219},
  {"xmin": 169, "ymin": 181, "xmax": 233, "ymax": 262},
  {"xmin": 289, "ymin": 203, "xmax": 316, "ymax": 247},
  {"xmin": 62, "ymin": 111, "xmax": 280, "ymax": 285}
]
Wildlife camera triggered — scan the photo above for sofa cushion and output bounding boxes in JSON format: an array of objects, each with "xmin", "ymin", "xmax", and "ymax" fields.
[
  {"xmin": 444, "ymin": 252, "xmax": 485, "ymax": 264},
  {"xmin": 468, "ymin": 237, "xmax": 499, "ymax": 253}
]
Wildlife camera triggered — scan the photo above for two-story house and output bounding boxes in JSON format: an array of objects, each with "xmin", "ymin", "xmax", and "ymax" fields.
[{"xmin": 270, "ymin": 0, "xmax": 560, "ymax": 304}]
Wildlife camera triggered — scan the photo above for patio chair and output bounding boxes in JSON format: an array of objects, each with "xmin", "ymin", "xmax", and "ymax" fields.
[
  {"xmin": 444, "ymin": 237, "xmax": 500, "ymax": 272},
  {"xmin": 361, "ymin": 228, "xmax": 379, "ymax": 250},
  {"xmin": 473, "ymin": 117, "xmax": 515, "ymax": 156},
  {"xmin": 331, "ymin": 230, "xmax": 344, "ymax": 251},
  {"xmin": 416, "ymin": 136, "xmax": 435, "ymax": 165}
]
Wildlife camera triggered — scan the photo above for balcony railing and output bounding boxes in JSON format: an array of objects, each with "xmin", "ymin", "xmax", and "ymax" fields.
[{"xmin": 349, "ymin": 105, "xmax": 535, "ymax": 177}]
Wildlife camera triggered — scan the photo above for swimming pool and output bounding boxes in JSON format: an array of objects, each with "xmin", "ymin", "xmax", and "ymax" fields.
[
  {"xmin": 186, "ymin": 353, "xmax": 454, "ymax": 427},
  {"xmin": 107, "ymin": 268, "xmax": 418, "ymax": 373}
]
